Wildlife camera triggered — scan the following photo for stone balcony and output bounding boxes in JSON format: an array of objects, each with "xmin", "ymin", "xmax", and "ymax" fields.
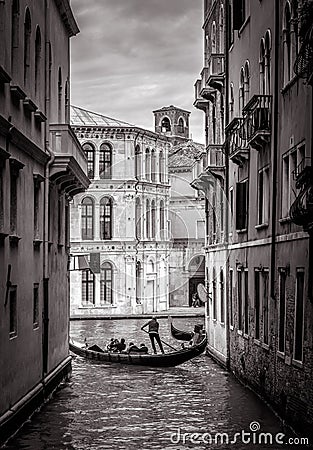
[
  {"xmin": 193, "ymin": 68, "xmax": 216, "ymax": 111},
  {"xmin": 205, "ymin": 144, "xmax": 225, "ymax": 184},
  {"xmin": 226, "ymin": 118, "xmax": 249, "ymax": 167},
  {"xmin": 49, "ymin": 124, "xmax": 90, "ymax": 196},
  {"xmin": 207, "ymin": 54, "xmax": 225, "ymax": 91}
]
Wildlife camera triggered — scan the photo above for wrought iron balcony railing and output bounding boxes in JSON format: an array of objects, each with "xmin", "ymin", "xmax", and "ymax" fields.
[
  {"xmin": 242, "ymin": 95, "xmax": 272, "ymax": 150},
  {"xmin": 226, "ymin": 118, "xmax": 249, "ymax": 166}
]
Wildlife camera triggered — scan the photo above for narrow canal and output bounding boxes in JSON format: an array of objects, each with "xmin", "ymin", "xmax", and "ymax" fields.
[{"xmin": 4, "ymin": 318, "xmax": 295, "ymax": 449}]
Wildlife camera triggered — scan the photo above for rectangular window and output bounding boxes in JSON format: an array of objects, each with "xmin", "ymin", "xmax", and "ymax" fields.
[
  {"xmin": 294, "ymin": 269, "xmax": 304, "ymax": 362},
  {"xmin": 212, "ymin": 268, "xmax": 217, "ymax": 320},
  {"xmin": 282, "ymin": 151, "xmax": 297, "ymax": 218},
  {"xmin": 263, "ymin": 270, "xmax": 269, "ymax": 344},
  {"xmin": 0, "ymin": 164, "xmax": 4, "ymax": 231},
  {"xmin": 220, "ymin": 269, "xmax": 225, "ymax": 323},
  {"xmin": 10, "ymin": 169, "xmax": 18, "ymax": 233},
  {"xmin": 9, "ymin": 286, "xmax": 17, "ymax": 338},
  {"xmin": 229, "ymin": 187, "xmax": 234, "ymax": 234},
  {"xmin": 82, "ymin": 270, "xmax": 95, "ymax": 305},
  {"xmin": 254, "ymin": 270, "xmax": 261, "ymax": 340},
  {"xmin": 33, "ymin": 180, "xmax": 40, "ymax": 238},
  {"xmin": 278, "ymin": 270, "xmax": 286, "ymax": 353},
  {"xmin": 237, "ymin": 269, "xmax": 243, "ymax": 331},
  {"xmin": 244, "ymin": 270, "xmax": 249, "ymax": 335},
  {"xmin": 33, "ymin": 283, "xmax": 39, "ymax": 329},
  {"xmin": 236, "ymin": 180, "xmax": 248, "ymax": 231},
  {"xmin": 258, "ymin": 167, "xmax": 269, "ymax": 225},
  {"xmin": 58, "ymin": 196, "xmax": 63, "ymax": 244},
  {"xmin": 233, "ymin": 0, "xmax": 245, "ymax": 30},
  {"xmin": 229, "ymin": 269, "xmax": 234, "ymax": 327}
]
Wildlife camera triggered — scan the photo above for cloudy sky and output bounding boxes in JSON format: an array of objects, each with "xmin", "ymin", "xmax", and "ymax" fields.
[{"xmin": 70, "ymin": 0, "xmax": 204, "ymax": 143}]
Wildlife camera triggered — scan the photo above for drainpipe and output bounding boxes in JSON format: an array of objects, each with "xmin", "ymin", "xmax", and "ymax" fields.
[{"xmin": 270, "ymin": 1, "xmax": 279, "ymax": 300}]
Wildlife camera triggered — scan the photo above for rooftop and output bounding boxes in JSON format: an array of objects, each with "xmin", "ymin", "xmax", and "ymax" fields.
[
  {"xmin": 169, "ymin": 140, "xmax": 205, "ymax": 170},
  {"xmin": 70, "ymin": 105, "xmax": 134, "ymax": 128}
]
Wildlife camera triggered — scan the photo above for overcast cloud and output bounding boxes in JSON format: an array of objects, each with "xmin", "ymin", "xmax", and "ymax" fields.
[{"xmin": 70, "ymin": 0, "xmax": 204, "ymax": 143}]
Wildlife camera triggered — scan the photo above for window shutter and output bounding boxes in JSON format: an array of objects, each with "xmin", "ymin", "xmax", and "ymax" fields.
[
  {"xmin": 236, "ymin": 182, "xmax": 244, "ymax": 229},
  {"xmin": 89, "ymin": 252, "xmax": 100, "ymax": 273}
]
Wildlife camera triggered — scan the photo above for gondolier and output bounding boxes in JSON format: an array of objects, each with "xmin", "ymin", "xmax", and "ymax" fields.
[{"xmin": 141, "ymin": 316, "xmax": 164, "ymax": 354}]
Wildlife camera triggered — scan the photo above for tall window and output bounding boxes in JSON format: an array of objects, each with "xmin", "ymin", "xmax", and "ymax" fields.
[
  {"xmin": 11, "ymin": 0, "xmax": 20, "ymax": 77},
  {"xmin": 136, "ymin": 261, "xmax": 142, "ymax": 304},
  {"xmin": 259, "ymin": 39, "xmax": 266, "ymax": 95},
  {"xmin": 100, "ymin": 262, "xmax": 113, "ymax": 305},
  {"xmin": 283, "ymin": 1, "xmax": 292, "ymax": 85},
  {"xmin": 10, "ymin": 162, "xmax": 18, "ymax": 233},
  {"xmin": 233, "ymin": 0, "xmax": 245, "ymax": 30},
  {"xmin": 145, "ymin": 149, "xmax": 151, "ymax": 180},
  {"xmin": 229, "ymin": 269, "xmax": 234, "ymax": 327},
  {"xmin": 294, "ymin": 269, "xmax": 304, "ymax": 361},
  {"xmin": 33, "ymin": 176, "xmax": 41, "ymax": 239},
  {"xmin": 161, "ymin": 117, "xmax": 171, "ymax": 132},
  {"xmin": 135, "ymin": 197, "xmax": 142, "ymax": 239},
  {"xmin": 237, "ymin": 269, "xmax": 243, "ymax": 331},
  {"xmin": 229, "ymin": 83, "xmax": 234, "ymax": 119},
  {"xmin": 57, "ymin": 67, "xmax": 62, "ymax": 122},
  {"xmin": 135, "ymin": 145, "xmax": 142, "ymax": 179},
  {"xmin": 220, "ymin": 269, "xmax": 225, "ymax": 323},
  {"xmin": 160, "ymin": 200, "xmax": 165, "ymax": 239},
  {"xmin": 278, "ymin": 269, "xmax": 287, "ymax": 353},
  {"xmin": 244, "ymin": 270, "xmax": 249, "ymax": 335},
  {"xmin": 212, "ymin": 267, "xmax": 217, "ymax": 320},
  {"xmin": 263, "ymin": 270, "xmax": 269, "ymax": 345},
  {"xmin": 282, "ymin": 151, "xmax": 296, "ymax": 218},
  {"xmin": 146, "ymin": 199, "xmax": 150, "ymax": 239},
  {"xmin": 159, "ymin": 151, "xmax": 164, "ymax": 183},
  {"xmin": 83, "ymin": 143, "xmax": 95, "ymax": 179},
  {"xmin": 64, "ymin": 80, "xmax": 69, "ymax": 122},
  {"xmin": 178, "ymin": 117, "xmax": 184, "ymax": 133},
  {"xmin": 236, "ymin": 180, "xmax": 248, "ymax": 231},
  {"xmin": 239, "ymin": 67, "xmax": 245, "ymax": 112},
  {"xmin": 264, "ymin": 30, "xmax": 271, "ymax": 95},
  {"xmin": 9, "ymin": 286, "xmax": 17, "ymax": 338},
  {"xmin": 35, "ymin": 26, "xmax": 41, "ymax": 95},
  {"xmin": 219, "ymin": 4, "xmax": 225, "ymax": 52},
  {"xmin": 258, "ymin": 166, "xmax": 270, "ymax": 225},
  {"xmin": 151, "ymin": 150, "xmax": 156, "ymax": 182},
  {"xmin": 82, "ymin": 270, "xmax": 95, "ymax": 305},
  {"xmin": 254, "ymin": 270, "xmax": 261, "ymax": 340},
  {"xmin": 99, "ymin": 143, "xmax": 112, "ymax": 179},
  {"xmin": 81, "ymin": 197, "xmax": 94, "ymax": 240},
  {"xmin": 100, "ymin": 197, "xmax": 112, "ymax": 240},
  {"xmin": 33, "ymin": 283, "xmax": 39, "ymax": 329},
  {"xmin": 211, "ymin": 22, "xmax": 217, "ymax": 54},
  {"xmin": 151, "ymin": 200, "xmax": 156, "ymax": 238},
  {"xmin": 244, "ymin": 61, "xmax": 250, "ymax": 105},
  {"xmin": 23, "ymin": 8, "xmax": 31, "ymax": 86}
]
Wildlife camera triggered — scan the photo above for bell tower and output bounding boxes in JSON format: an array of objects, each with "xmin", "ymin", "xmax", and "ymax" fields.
[{"xmin": 153, "ymin": 105, "xmax": 190, "ymax": 145}]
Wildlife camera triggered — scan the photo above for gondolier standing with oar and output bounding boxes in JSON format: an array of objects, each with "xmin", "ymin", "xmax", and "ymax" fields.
[{"xmin": 141, "ymin": 316, "xmax": 164, "ymax": 354}]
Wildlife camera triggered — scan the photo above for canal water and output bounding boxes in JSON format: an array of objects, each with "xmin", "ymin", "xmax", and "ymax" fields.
[{"xmin": 4, "ymin": 318, "xmax": 296, "ymax": 449}]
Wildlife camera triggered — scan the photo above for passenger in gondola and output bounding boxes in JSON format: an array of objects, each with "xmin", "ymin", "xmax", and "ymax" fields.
[
  {"xmin": 139, "ymin": 343, "xmax": 149, "ymax": 354},
  {"xmin": 141, "ymin": 316, "xmax": 164, "ymax": 354},
  {"xmin": 127, "ymin": 342, "xmax": 141, "ymax": 353},
  {"xmin": 113, "ymin": 338, "xmax": 126, "ymax": 353},
  {"xmin": 107, "ymin": 338, "xmax": 119, "ymax": 351}
]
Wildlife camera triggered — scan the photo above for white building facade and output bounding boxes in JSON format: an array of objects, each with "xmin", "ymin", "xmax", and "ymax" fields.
[{"xmin": 70, "ymin": 106, "xmax": 171, "ymax": 316}]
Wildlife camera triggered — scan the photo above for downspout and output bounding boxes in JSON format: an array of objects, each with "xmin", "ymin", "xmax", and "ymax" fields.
[
  {"xmin": 270, "ymin": 0, "xmax": 280, "ymax": 300},
  {"xmin": 224, "ymin": 0, "xmax": 230, "ymax": 370}
]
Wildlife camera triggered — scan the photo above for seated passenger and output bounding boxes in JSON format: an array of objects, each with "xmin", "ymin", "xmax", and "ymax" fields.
[
  {"xmin": 139, "ymin": 343, "xmax": 149, "ymax": 354},
  {"xmin": 113, "ymin": 338, "xmax": 126, "ymax": 353},
  {"xmin": 127, "ymin": 342, "xmax": 141, "ymax": 353},
  {"xmin": 107, "ymin": 338, "xmax": 119, "ymax": 352}
]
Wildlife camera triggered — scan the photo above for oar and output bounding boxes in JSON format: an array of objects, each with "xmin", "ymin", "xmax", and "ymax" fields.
[{"xmin": 141, "ymin": 328, "xmax": 177, "ymax": 351}]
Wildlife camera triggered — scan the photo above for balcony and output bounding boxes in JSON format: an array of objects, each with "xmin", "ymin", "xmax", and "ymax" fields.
[
  {"xmin": 49, "ymin": 124, "xmax": 90, "ymax": 196},
  {"xmin": 242, "ymin": 95, "xmax": 272, "ymax": 151},
  {"xmin": 290, "ymin": 158, "xmax": 313, "ymax": 231},
  {"xmin": 293, "ymin": 157, "xmax": 313, "ymax": 188},
  {"xmin": 226, "ymin": 118, "xmax": 249, "ymax": 166},
  {"xmin": 205, "ymin": 144, "xmax": 225, "ymax": 184},
  {"xmin": 193, "ymin": 69, "xmax": 216, "ymax": 111},
  {"xmin": 207, "ymin": 54, "xmax": 225, "ymax": 92},
  {"xmin": 191, "ymin": 171, "xmax": 215, "ymax": 194}
]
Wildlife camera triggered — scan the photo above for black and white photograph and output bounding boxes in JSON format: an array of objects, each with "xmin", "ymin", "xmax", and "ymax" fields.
[{"xmin": 0, "ymin": 0, "xmax": 313, "ymax": 448}]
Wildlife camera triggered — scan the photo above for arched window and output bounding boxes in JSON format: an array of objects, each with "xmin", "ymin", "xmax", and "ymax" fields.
[
  {"xmin": 212, "ymin": 103, "xmax": 216, "ymax": 143},
  {"xmin": 151, "ymin": 200, "xmax": 156, "ymax": 239},
  {"xmin": 81, "ymin": 197, "xmax": 94, "ymax": 240},
  {"xmin": 135, "ymin": 197, "xmax": 142, "ymax": 239},
  {"xmin": 100, "ymin": 262, "xmax": 113, "ymax": 305},
  {"xmin": 159, "ymin": 151, "xmax": 164, "ymax": 183},
  {"xmin": 146, "ymin": 199, "xmax": 150, "ymax": 239},
  {"xmin": 178, "ymin": 117, "xmax": 184, "ymax": 133},
  {"xmin": 161, "ymin": 117, "xmax": 171, "ymax": 132},
  {"xmin": 283, "ymin": 2, "xmax": 292, "ymax": 85},
  {"xmin": 259, "ymin": 39, "xmax": 266, "ymax": 94},
  {"xmin": 82, "ymin": 270, "xmax": 95, "ymax": 305},
  {"xmin": 229, "ymin": 83, "xmax": 234, "ymax": 118},
  {"xmin": 219, "ymin": 5, "xmax": 225, "ymax": 53},
  {"xmin": 48, "ymin": 43, "xmax": 52, "ymax": 113},
  {"xmin": 11, "ymin": 0, "xmax": 20, "ymax": 76},
  {"xmin": 211, "ymin": 21, "xmax": 217, "ymax": 54},
  {"xmin": 239, "ymin": 67, "xmax": 245, "ymax": 112},
  {"xmin": 99, "ymin": 143, "xmax": 112, "ymax": 179},
  {"xmin": 145, "ymin": 148, "xmax": 151, "ymax": 180},
  {"xmin": 244, "ymin": 61, "xmax": 250, "ymax": 105},
  {"xmin": 135, "ymin": 145, "xmax": 141, "ymax": 179},
  {"xmin": 58, "ymin": 67, "xmax": 62, "ymax": 122},
  {"xmin": 160, "ymin": 200, "xmax": 165, "ymax": 239},
  {"xmin": 100, "ymin": 197, "xmax": 112, "ymax": 240},
  {"xmin": 151, "ymin": 149, "xmax": 156, "ymax": 182},
  {"xmin": 265, "ymin": 30, "xmax": 271, "ymax": 95},
  {"xmin": 136, "ymin": 261, "xmax": 142, "ymax": 304},
  {"xmin": 35, "ymin": 26, "xmax": 41, "ymax": 95},
  {"xmin": 23, "ymin": 8, "xmax": 31, "ymax": 86},
  {"xmin": 83, "ymin": 143, "xmax": 95, "ymax": 179}
]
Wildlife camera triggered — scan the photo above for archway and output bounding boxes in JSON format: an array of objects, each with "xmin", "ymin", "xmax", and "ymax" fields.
[{"xmin": 188, "ymin": 255, "xmax": 205, "ymax": 306}]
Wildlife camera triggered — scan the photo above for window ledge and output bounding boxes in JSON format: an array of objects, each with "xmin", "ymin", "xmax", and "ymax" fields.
[
  {"xmin": 0, "ymin": 231, "xmax": 9, "ymax": 240},
  {"xmin": 262, "ymin": 342, "xmax": 270, "ymax": 351},
  {"xmin": 9, "ymin": 332, "xmax": 17, "ymax": 340},
  {"xmin": 279, "ymin": 217, "xmax": 291, "ymax": 224},
  {"xmin": 237, "ymin": 330, "xmax": 243, "ymax": 336},
  {"xmin": 277, "ymin": 351, "xmax": 285, "ymax": 360},
  {"xmin": 9, "ymin": 234, "xmax": 21, "ymax": 245},
  {"xmin": 229, "ymin": 325, "xmax": 234, "ymax": 331},
  {"xmin": 237, "ymin": 228, "xmax": 247, "ymax": 234},
  {"xmin": 238, "ymin": 16, "xmax": 250, "ymax": 36},
  {"xmin": 243, "ymin": 333, "xmax": 249, "ymax": 340},
  {"xmin": 220, "ymin": 321, "xmax": 225, "ymax": 327},
  {"xmin": 33, "ymin": 239, "xmax": 43, "ymax": 248},
  {"xmin": 254, "ymin": 339, "xmax": 262, "ymax": 347},
  {"xmin": 255, "ymin": 223, "xmax": 269, "ymax": 230},
  {"xmin": 281, "ymin": 75, "xmax": 299, "ymax": 95},
  {"xmin": 292, "ymin": 358, "xmax": 303, "ymax": 369},
  {"xmin": 33, "ymin": 324, "xmax": 39, "ymax": 330}
]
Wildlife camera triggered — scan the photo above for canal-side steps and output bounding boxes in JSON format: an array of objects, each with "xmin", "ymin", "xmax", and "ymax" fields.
[{"xmin": 70, "ymin": 306, "xmax": 205, "ymax": 320}]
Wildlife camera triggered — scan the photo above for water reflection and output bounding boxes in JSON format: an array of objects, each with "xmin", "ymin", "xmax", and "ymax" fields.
[{"xmin": 4, "ymin": 318, "xmax": 290, "ymax": 450}]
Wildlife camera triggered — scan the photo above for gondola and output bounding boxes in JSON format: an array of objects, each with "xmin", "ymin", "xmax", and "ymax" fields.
[
  {"xmin": 69, "ymin": 333, "xmax": 207, "ymax": 368},
  {"xmin": 170, "ymin": 322, "xmax": 194, "ymax": 341}
]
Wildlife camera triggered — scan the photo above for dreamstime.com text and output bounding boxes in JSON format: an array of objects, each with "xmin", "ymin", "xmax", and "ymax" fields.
[{"xmin": 169, "ymin": 422, "xmax": 309, "ymax": 446}]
